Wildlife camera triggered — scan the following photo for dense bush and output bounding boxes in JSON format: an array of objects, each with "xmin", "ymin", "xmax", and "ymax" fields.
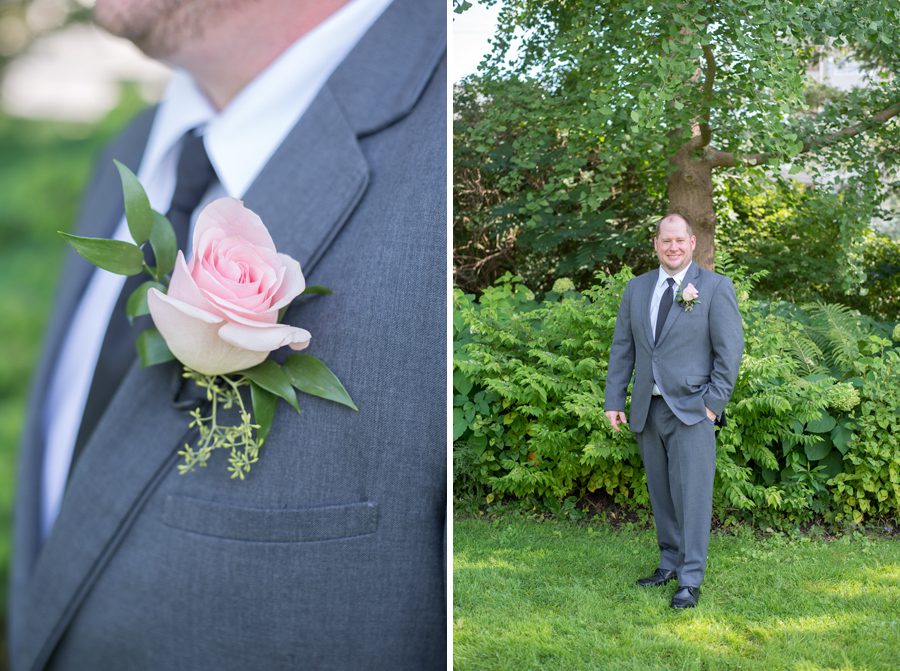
[
  {"xmin": 454, "ymin": 267, "xmax": 899, "ymax": 527},
  {"xmin": 715, "ymin": 172, "xmax": 900, "ymax": 321}
]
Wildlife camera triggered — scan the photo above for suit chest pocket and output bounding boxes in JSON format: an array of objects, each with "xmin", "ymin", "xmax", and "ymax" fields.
[{"xmin": 161, "ymin": 495, "xmax": 378, "ymax": 542}]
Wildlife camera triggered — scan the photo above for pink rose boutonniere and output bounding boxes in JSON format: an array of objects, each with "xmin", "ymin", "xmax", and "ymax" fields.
[
  {"xmin": 61, "ymin": 161, "xmax": 357, "ymax": 479},
  {"xmin": 676, "ymin": 282, "xmax": 701, "ymax": 312},
  {"xmin": 147, "ymin": 197, "xmax": 311, "ymax": 375}
]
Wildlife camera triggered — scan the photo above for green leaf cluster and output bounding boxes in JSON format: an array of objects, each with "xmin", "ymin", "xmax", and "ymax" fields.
[
  {"xmin": 179, "ymin": 354, "xmax": 357, "ymax": 479},
  {"xmin": 60, "ymin": 160, "xmax": 178, "ymax": 285},
  {"xmin": 454, "ymin": 266, "xmax": 899, "ymax": 527},
  {"xmin": 455, "ymin": 270, "xmax": 647, "ymax": 507},
  {"xmin": 715, "ymin": 171, "xmax": 900, "ymax": 320},
  {"xmin": 454, "ymin": 0, "xmax": 899, "ymax": 291},
  {"xmin": 59, "ymin": 160, "xmax": 182, "ymax": 366}
]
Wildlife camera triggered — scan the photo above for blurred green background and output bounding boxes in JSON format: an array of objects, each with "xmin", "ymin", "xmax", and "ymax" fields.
[
  {"xmin": 0, "ymin": 89, "xmax": 149, "ymax": 664},
  {"xmin": 1, "ymin": 6, "xmax": 167, "ymax": 664}
]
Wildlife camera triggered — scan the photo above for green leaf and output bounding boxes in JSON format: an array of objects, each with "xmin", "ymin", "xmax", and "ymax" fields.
[
  {"xmin": 242, "ymin": 360, "xmax": 301, "ymax": 414},
  {"xmin": 126, "ymin": 281, "xmax": 166, "ymax": 323},
  {"xmin": 785, "ymin": 140, "xmax": 804, "ymax": 157},
  {"xmin": 250, "ymin": 382, "xmax": 278, "ymax": 444},
  {"xmin": 149, "ymin": 210, "xmax": 177, "ymax": 276},
  {"xmin": 453, "ymin": 407, "xmax": 467, "ymax": 441},
  {"xmin": 59, "ymin": 232, "xmax": 145, "ymax": 276},
  {"xmin": 454, "ymin": 370, "xmax": 473, "ymax": 396},
  {"xmin": 831, "ymin": 421, "xmax": 853, "ymax": 454},
  {"xmin": 806, "ymin": 412, "xmax": 836, "ymax": 433},
  {"xmin": 303, "ymin": 285, "xmax": 333, "ymax": 296},
  {"xmin": 282, "ymin": 353, "xmax": 358, "ymax": 411},
  {"xmin": 819, "ymin": 450, "xmax": 844, "ymax": 478},
  {"xmin": 136, "ymin": 328, "xmax": 175, "ymax": 367},
  {"xmin": 113, "ymin": 159, "xmax": 154, "ymax": 245},
  {"xmin": 804, "ymin": 439, "xmax": 832, "ymax": 461}
]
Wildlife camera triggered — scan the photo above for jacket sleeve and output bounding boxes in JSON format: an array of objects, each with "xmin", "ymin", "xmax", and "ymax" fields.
[
  {"xmin": 604, "ymin": 280, "xmax": 636, "ymax": 411},
  {"xmin": 703, "ymin": 276, "xmax": 744, "ymax": 417}
]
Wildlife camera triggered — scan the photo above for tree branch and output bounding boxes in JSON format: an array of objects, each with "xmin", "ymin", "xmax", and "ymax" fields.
[
  {"xmin": 803, "ymin": 100, "xmax": 900, "ymax": 151},
  {"xmin": 698, "ymin": 44, "xmax": 716, "ymax": 148},
  {"xmin": 704, "ymin": 147, "xmax": 736, "ymax": 167},
  {"xmin": 706, "ymin": 100, "xmax": 900, "ymax": 168}
]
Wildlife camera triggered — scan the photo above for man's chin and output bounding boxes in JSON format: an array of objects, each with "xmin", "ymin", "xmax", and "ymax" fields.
[{"xmin": 93, "ymin": 0, "xmax": 181, "ymax": 59}]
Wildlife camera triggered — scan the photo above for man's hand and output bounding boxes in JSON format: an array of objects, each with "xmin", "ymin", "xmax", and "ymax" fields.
[
  {"xmin": 705, "ymin": 406, "xmax": 717, "ymax": 422},
  {"xmin": 605, "ymin": 410, "xmax": 628, "ymax": 432}
]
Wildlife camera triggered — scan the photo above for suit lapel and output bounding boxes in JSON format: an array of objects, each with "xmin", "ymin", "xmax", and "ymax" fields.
[
  {"xmin": 18, "ymin": 1, "xmax": 445, "ymax": 667},
  {"xmin": 638, "ymin": 273, "xmax": 657, "ymax": 348},
  {"xmin": 656, "ymin": 262, "xmax": 701, "ymax": 345},
  {"xmin": 19, "ymin": 363, "xmax": 189, "ymax": 671},
  {"xmin": 240, "ymin": 85, "xmax": 368, "ymax": 275},
  {"xmin": 237, "ymin": 0, "xmax": 445, "ymax": 274}
]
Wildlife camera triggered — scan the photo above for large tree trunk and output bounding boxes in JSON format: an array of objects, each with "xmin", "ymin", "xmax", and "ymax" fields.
[{"xmin": 667, "ymin": 149, "xmax": 716, "ymax": 270}]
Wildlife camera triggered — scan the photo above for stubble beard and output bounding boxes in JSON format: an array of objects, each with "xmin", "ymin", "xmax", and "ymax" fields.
[{"xmin": 93, "ymin": 0, "xmax": 229, "ymax": 60}]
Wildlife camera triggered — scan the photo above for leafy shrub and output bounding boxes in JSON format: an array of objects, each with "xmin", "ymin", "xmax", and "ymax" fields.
[
  {"xmin": 715, "ymin": 172, "xmax": 900, "ymax": 321},
  {"xmin": 454, "ymin": 271, "xmax": 645, "ymax": 507},
  {"xmin": 454, "ymin": 268, "xmax": 899, "ymax": 527}
]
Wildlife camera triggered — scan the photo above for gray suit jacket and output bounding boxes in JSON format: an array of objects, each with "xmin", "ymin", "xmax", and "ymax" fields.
[
  {"xmin": 604, "ymin": 263, "xmax": 743, "ymax": 433},
  {"xmin": 9, "ymin": 2, "xmax": 446, "ymax": 669}
]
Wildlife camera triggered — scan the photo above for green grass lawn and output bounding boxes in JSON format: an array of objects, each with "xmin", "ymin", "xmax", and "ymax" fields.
[{"xmin": 454, "ymin": 514, "xmax": 900, "ymax": 671}]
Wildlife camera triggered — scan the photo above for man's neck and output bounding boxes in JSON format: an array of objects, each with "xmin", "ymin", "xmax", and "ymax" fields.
[
  {"xmin": 660, "ymin": 261, "xmax": 691, "ymax": 280},
  {"xmin": 168, "ymin": 0, "xmax": 351, "ymax": 110}
]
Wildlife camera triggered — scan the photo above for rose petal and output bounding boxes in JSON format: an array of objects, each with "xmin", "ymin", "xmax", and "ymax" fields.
[
  {"xmin": 168, "ymin": 251, "xmax": 221, "ymax": 312},
  {"xmin": 205, "ymin": 292, "xmax": 279, "ymax": 326},
  {"xmin": 218, "ymin": 322, "xmax": 311, "ymax": 353},
  {"xmin": 193, "ymin": 197, "xmax": 275, "ymax": 254},
  {"xmin": 148, "ymin": 289, "xmax": 268, "ymax": 375},
  {"xmin": 269, "ymin": 253, "xmax": 306, "ymax": 309}
]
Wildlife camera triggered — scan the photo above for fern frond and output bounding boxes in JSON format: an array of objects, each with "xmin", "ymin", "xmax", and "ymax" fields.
[{"xmin": 802, "ymin": 302, "xmax": 865, "ymax": 374}]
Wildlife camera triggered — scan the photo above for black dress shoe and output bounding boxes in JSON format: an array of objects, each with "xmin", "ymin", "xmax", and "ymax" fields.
[
  {"xmin": 671, "ymin": 585, "xmax": 700, "ymax": 609},
  {"xmin": 636, "ymin": 568, "xmax": 677, "ymax": 587}
]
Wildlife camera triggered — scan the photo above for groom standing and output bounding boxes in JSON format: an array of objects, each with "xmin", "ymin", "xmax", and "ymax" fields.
[
  {"xmin": 10, "ymin": 0, "xmax": 445, "ymax": 669},
  {"xmin": 604, "ymin": 213, "xmax": 743, "ymax": 609}
]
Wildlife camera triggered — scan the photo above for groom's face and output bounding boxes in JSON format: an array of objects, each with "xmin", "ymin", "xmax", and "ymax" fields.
[{"xmin": 654, "ymin": 217, "xmax": 696, "ymax": 274}]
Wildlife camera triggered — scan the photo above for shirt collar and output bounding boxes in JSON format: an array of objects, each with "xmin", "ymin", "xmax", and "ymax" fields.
[
  {"xmin": 139, "ymin": 0, "xmax": 394, "ymax": 200},
  {"xmin": 657, "ymin": 261, "xmax": 692, "ymax": 289}
]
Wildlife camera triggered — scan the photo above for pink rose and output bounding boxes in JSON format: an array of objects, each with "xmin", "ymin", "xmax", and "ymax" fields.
[
  {"xmin": 682, "ymin": 282, "xmax": 699, "ymax": 301},
  {"xmin": 147, "ymin": 197, "xmax": 310, "ymax": 375}
]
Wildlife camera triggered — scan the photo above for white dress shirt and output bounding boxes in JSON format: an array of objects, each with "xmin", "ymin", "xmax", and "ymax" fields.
[
  {"xmin": 648, "ymin": 262, "xmax": 692, "ymax": 395},
  {"xmin": 40, "ymin": 0, "xmax": 395, "ymax": 537},
  {"xmin": 649, "ymin": 262, "xmax": 692, "ymax": 338}
]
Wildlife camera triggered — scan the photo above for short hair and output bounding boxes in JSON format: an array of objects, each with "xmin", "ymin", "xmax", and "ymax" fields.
[{"xmin": 655, "ymin": 213, "xmax": 693, "ymax": 237}]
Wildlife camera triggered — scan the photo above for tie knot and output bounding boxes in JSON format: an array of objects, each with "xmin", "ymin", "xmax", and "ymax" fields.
[
  {"xmin": 167, "ymin": 130, "xmax": 217, "ymax": 252},
  {"xmin": 665, "ymin": 277, "xmax": 675, "ymax": 289}
]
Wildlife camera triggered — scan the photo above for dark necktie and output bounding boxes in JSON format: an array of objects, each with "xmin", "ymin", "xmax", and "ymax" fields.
[
  {"xmin": 655, "ymin": 277, "xmax": 675, "ymax": 343},
  {"xmin": 71, "ymin": 131, "xmax": 216, "ymax": 466}
]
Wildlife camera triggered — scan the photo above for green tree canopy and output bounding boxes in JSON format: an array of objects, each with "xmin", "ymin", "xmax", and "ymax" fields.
[{"xmin": 457, "ymin": 0, "xmax": 899, "ymax": 275}]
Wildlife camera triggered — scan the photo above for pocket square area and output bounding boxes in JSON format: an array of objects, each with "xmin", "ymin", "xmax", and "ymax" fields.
[{"xmin": 162, "ymin": 495, "xmax": 378, "ymax": 542}]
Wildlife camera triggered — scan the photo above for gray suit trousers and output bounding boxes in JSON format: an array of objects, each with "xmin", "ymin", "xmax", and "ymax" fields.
[{"xmin": 638, "ymin": 396, "xmax": 717, "ymax": 587}]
